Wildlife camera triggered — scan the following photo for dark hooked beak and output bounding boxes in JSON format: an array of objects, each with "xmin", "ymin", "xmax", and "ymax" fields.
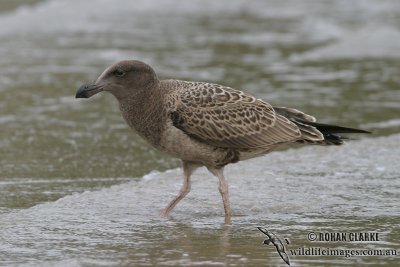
[{"xmin": 75, "ymin": 82, "xmax": 103, "ymax": 98}]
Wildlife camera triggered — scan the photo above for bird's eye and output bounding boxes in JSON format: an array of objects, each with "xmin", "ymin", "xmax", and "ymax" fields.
[{"xmin": 113, "ymin": 69, "xmax": 126, "ymax": 78}]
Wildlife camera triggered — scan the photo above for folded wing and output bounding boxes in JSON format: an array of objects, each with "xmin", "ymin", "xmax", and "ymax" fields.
[{"xmin": 169, "ymin": 82, "xmax": 319, "ymax": 149}]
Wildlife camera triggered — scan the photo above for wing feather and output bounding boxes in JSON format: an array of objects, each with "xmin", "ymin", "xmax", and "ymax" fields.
[{"xmin": 169, "ymin": 81, "xmax": 302, "ymax": 149}]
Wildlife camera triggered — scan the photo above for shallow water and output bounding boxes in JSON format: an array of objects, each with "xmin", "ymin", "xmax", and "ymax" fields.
[
  {"xmin": 1, "ymin": 135, "xmax": 399, "ymax": 266},
  {"xmin": 0, "ymin": 0, "xmax": 399, "ymax": 266}
]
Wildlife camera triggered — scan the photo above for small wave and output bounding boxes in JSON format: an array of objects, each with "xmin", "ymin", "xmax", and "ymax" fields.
[
  {"xmin": 362, "ymin": 118, "xmax": 400, "ymax": 129},
  {"xmin": 291, "ymin": 27, "xmax": 400, "ymax": 61},
  {"xmin": 0, "ymin": 177, "xmax": 130, "ymax": 185},
  {"xmin": 2, "ymin": 133, "xmax": 398, "ymax": 221}
]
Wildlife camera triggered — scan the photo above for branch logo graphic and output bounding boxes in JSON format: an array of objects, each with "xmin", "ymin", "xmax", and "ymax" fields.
[{"xmin": 257, "ymin": 227, "xmax": 291, "ymax": 266}]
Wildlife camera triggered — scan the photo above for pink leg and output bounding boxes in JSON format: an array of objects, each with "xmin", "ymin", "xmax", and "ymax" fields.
[
  {"xmin": 207, "ymin": 167, "xmax": 232, "ymax": 222},
  {"xmin": 160, "ymin": 161, "xmax": 197, "ymax": 217}
]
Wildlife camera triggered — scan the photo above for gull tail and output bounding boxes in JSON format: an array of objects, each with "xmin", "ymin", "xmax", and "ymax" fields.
[
  {"xmin": 273, "ymin": 106, "xmax": 371, "ymax": 145},
  {"xmin": 298, "ymin": 120, "xmax": 371, "ymax": 145}
]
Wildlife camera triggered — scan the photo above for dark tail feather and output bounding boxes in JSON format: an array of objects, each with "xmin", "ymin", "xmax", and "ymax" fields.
[
  {"xmin": 322, "ymin": 133, "xmax": 349, "ymax": 145},
  {"xmin": 295, "ymin": 120, "xmax": 371, "ymax": 145},
  {"xmin": 304, "ymin": 121, "xmax": 371, "ymax": 134}
]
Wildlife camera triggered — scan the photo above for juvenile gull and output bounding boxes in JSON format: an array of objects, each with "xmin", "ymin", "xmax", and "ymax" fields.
[{"xmin": 76, "ymin": 60, "xmax": 369, "ymax": 221}]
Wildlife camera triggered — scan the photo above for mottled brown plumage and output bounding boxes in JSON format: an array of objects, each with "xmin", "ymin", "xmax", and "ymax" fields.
[{"xmin": 76, "ymin": 60, "xmax": 369, "ymax": 222}]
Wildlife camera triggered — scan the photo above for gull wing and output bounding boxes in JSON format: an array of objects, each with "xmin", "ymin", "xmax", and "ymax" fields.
[{"xmin": 169, "ymin": 82, "xmax": 302, "ymax": 149}]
